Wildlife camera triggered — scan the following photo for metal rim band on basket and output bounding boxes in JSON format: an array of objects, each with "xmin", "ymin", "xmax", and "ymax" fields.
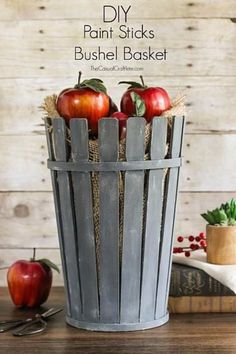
[{"xmin": 47, "ymin": 157, "xmax": 182, "ymax": 172}]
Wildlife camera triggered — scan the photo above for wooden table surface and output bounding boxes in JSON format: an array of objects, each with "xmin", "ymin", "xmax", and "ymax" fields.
[{"xmin": 0, "ymin": 287, "xmax": 236, "ymax": 354}]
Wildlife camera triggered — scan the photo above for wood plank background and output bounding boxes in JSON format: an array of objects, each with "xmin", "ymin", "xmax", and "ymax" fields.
[
  {"xmin": 1, "ymin": 0, "xmax": 236, "ymax": 19},
  {"xmin": 0, "ymin": 0, "xmax": 236, "ymax": 285}
]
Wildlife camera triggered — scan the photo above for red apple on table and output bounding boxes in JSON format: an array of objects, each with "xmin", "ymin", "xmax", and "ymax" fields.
[
  {"xmin": 111, "ymin": 111, "xmax": 128, "ymax": 140},
  {"xmin": 7, "ymin": 248, "xmax": 59, "ymax": 308},
  {"xmin": 56, "ymin": 72, "xmax": 110, "ymax": 134},
  {"xmin": 119, "ymin": 76, "xmax": 171, "ymax": 121}
]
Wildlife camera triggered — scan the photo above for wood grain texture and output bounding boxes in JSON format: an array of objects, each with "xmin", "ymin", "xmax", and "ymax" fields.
[
  {"xmin": 206, "ymin": 225, "xmax": 236, "ymax": 265},
  {"xmin": 176, "ymin": 192, "xmax": 236, "ymax": 236},
  {"xmin": 0, "ymin": 192, "xmax": 57, "ymax": 247},
  {"xmin": 140, "ymin": 118, "xmax": 167, "ymax": 322},
  {"xmin": 168, "ymin": 296, "xmax": 236, "ymax": 313},
  {"xmin": 0, "ymin": 19, "xmax": 235, "ymax": 77},
  {"xmin": 52, "ymin": 118, "xmax": 81, "ymax": 319},
  {"xmin": 98, "ymin": 119, "xmax": 119, "ymax": 323},
  {"xmin": 181, "ymin": 134, "xmax": 236, "ymax": 191},
  {"xmin": 70, "ymin": 119, "xmax": 99, "ymax": 322},
  {"xmin": 45, "ymin": 117, "xmax": 71, "ymax": 316},
  {"xmin": 0, "ymin": 191, "xmax": 235, "ymax": 251},
  {"xmin": 2, "ymin": 134, "xmax": 236, "ymax": 191},
  {"xmin": 0, "ymin": 287, "xmax": 236, "ymax": 354},
  {"xmin": 156, "ymin": 117, "xmax": 184, "ymax": 319},
  {"xmin": 120, "ymin": 118, "xmax": 145, "ymax": 323},
  {"xmin": 0, "ymin": 0, "xmax": 236, "ymax": 323},
  {"xmin": 0, "ymin": 135, "xmax": 49, "ymax": 191},
  {"xmin": 1, "ymin": 0, "xmax": 236, "ymax": 20},
  {"xmin": 1, "ymin": 77, "xmax": 236, "ymax": 136}
]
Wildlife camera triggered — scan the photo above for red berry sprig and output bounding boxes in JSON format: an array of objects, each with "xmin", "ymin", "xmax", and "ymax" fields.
[{"xmin": 173, "ymin": 232, "xmax": 207, "ymax": 257}]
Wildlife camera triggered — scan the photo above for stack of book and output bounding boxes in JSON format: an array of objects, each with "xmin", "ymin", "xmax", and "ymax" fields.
[{"xmin": 168, "ymin": 263, "xmax": 236, "ymax": 313}]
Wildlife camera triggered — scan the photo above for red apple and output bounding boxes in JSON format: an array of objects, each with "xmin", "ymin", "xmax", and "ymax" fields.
[
  {"xmin": 111, "ymin": 111, "xmax": 128, "ymax": 139},
  {"xmin": 56, "ymin": 72, "xmax": 110, "ymax": 134},
  {"xmin": 7, "ymin": 248, "xmax": 59, "ymax": 308},
  {"xmin": 108, "ymin": 97, "xmax": 118, "ymax": 116},
  {"xmin": 119, "ymin": 76, "xmax": 171, "ymax": 122}
]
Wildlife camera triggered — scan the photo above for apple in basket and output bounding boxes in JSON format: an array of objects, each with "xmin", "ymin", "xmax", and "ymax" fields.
[
  {"xmin": 56, "ymin": 71, "xmax": 110, "ymax": 134},
  {"xmin": 119, "ymin": 76, "xmax": 171, "ymax": 121},
  {"xmin": 7, "ymin": 248, "xmax": 60, "ymax": 308},
  {"xmin": 111, "ymin": 111, "xmax": 128, "ymax": 139}
]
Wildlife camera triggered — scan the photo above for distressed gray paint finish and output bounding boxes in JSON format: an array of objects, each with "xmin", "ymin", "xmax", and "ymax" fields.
[
  {"xmin": 45, "ymin": 118, "xmax": 71, "ymax": 317},
  {"xmin": 70, "ymin": 119, "xmax": 99, "ymax": 322},
  {"xmin": 163, "ymin": 116, "xmax": 185, "ymax": 312},
  {"xmin": 52, "ymin": 118, "xmax": 81, "ymax": 320},
  {"xmin": 46, "ymin": 115, "xmax": 185, "ymax": 331},
  {"xmin": 120, "ymin": 117, "xmax": 145, "ymax": 324},
  {"xmin": 47, "ymin": 158, "xmax": 181, "ymax": 172},
  {"xmin": 66, "ymin": 314, "xmax": 169, "ymax": 331},
  {"xmin": 98, "ymin": 118, "xmax": 120, "ymax": 323},
  {"xmin": 155, "ymin": 116, "xmax": 185, "ymax": 319},
  {"xmin": 140, "ymin": 118, "xmax": 167, "ymax": 322}
]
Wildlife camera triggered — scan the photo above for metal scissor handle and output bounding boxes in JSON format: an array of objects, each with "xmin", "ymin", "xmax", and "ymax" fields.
[
  {"xmin": 0, "ymin": 308, "xmax": 63, "ymax": 336},
  {"xmin": 0, "ymin": 318, "xmax": 32, "ymax": 333},
  {"xmin": 12, "ymin": 314, "xmax": 47, "ymax": 336}
]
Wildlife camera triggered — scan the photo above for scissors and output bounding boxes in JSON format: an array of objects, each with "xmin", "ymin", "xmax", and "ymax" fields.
[{"xmin": 0, "ymin": 307, "xmax": 63, "ymax": 336}]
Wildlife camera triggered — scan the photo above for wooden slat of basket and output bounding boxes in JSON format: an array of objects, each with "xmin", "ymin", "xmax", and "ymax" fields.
[
  {"xmin": 120, "ymin": 117, "xmax": 145, "ymax": 324},
  {"xmin": 70, "ymin": 118, "xmax": 99, "ymax": 322},
  {"xmin": 155, "ymin": 116, "xmax": 185, "ymax": 319},
  {"xmin": 52, "ymin": 117, "xmax": 82, "ymax": 320},
  {"xmin": 140, "ymin": 117, "xmax": 168, "ymax": 322},
  {"xmin": 45, "ymin": 117, "xmax": 71, "ymax": 317},
  {"xmin": 98, "ymin": 118, "xmax": 120, "ymax": 323}
]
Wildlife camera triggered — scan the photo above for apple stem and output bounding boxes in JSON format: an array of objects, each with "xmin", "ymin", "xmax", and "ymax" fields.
[
  {"xmin": 78, "ymin": 71, "xmax": 82, "ymax": 86},
  {"xmin": 140, "ymin": 75, "xmax": 145, "ymax": 87},
  {"xmin": 32, "ymin": 247, "xmax": 36, "ymax": 261}
]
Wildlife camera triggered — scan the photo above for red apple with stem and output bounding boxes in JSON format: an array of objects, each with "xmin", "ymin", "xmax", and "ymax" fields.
[
  {"xmin": 56, "ymin": 72, "xmax": 110, "ymax": 134},
  {"xmin": 7, "ymin": 248, "xmax": 59, "ymax": 308},
  {"xmin": 119, "ymin": 76, "xmax": 171, "ymax": 121}
]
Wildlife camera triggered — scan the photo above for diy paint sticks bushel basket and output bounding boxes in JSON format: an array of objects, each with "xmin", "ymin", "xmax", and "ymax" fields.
[{"xmin": 45, "ymin": 116, "xmax": 185, "ymax": 331}]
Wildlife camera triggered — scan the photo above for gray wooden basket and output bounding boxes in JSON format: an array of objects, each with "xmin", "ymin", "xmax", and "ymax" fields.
[{"xmin": 45, "ymin": 115, "xmax": 185, "ymax": 332}]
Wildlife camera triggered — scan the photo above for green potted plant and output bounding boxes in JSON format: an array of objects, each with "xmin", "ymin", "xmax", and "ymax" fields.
[{"xmin": 201, "ymin": 199, "xmax": 236, "ymax": 265}]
